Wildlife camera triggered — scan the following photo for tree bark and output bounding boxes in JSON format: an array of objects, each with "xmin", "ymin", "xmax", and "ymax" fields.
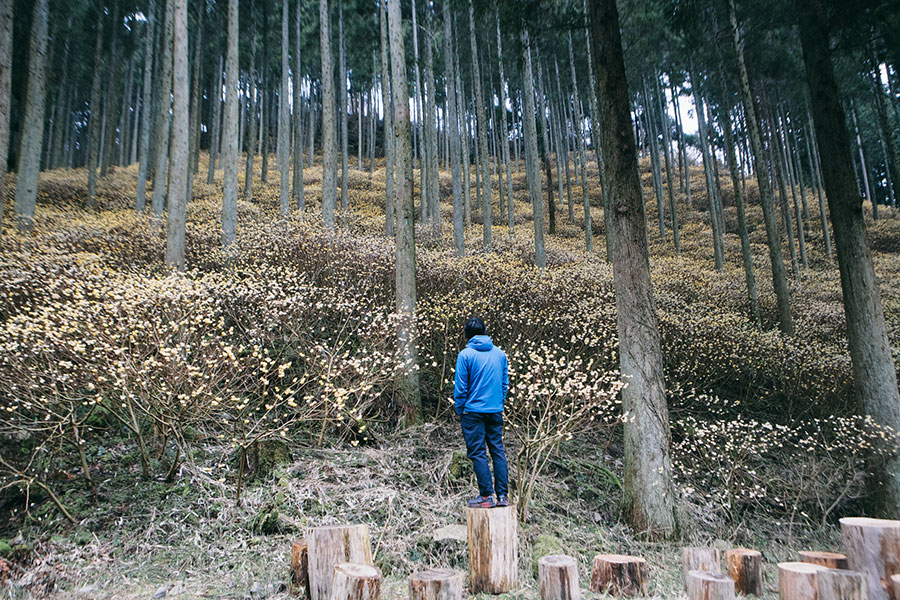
[
  {"xmin": 798, "ymin": 552, "xmax": 848, "ymax": 570},
  {"xmin": 422, "ymin": 2, "xmax": 439, "ymax": 231},
  {"xmin": 539, "ymin": 555, "xmax": 580, "ymax": 600},
  {"xmin": 588, "ymin": 0, "xmax": 677, "ymax": 537},
  {"xmin": 307, "ymin": 525, "xmax": 373, "ymax": 600},
  {"xmin": 379, "ymin": 0, "xmax": 394, "ymax": 236},
  {"xmin": 165, "ymin": 0, "xmax": 189, "ymax": 270},
  {"xmin": 590, "ymin": 555, "xmax": 648, "ymax": 597},
  {"xmin": 387, "ymin": 0, "xmax": 421, "ymax": 424},
  {"xmin": 86, "ymin": 7, "xmax": 104, "ymax": 207},
  {"xmin": 338, "ymin": 0, "xmax": 349, "ymax": 225},
  {"xmin": 409, "ymin": 569, "xmax": 463, "ymax": 600},
  {"xmin": 728, "ymin": 0, "xmax": 793, "ymax": 334},
  {"xmin": 319, "ymin": 0, "xmax": 337, "ymax": 227},
  {"xmin": 777, "ymin": 562, "xmax": 825, "ymax": 600},
  {"xmin": 207, "ymin": 54, "xmax": 223, "ymax": 185},
  {"xmin": 799, "ymin": 0, "xmax": 900, "ymax": 516},
  {"xmin": 151, "ymin": 0, "xmax": 175, "ymax": 220},
  {"xmin": 136, "ymin": 2, "xmax": 156, "ymax": 211},
  {"xmin": 290, "ymin": 539, "xmax": 310, "ymax": 598},
  {"xmin": 817, "ymin": 569, "xmax": 863, "ymax": 600},
  {"xmin": 330, "ymin": 563, "xmax": 382, "ymax": 600},
  {"xmin": 0, "ymin": 0, "xmax": 14, "ymax": 236},
  {"xmin": 497, "ymin": 17, "xmax": 514, "ymax": 232},
  {"xmin": 521, "ymin": 30, "xmax": 546, "ymax": 268},
  {"xmin": 293, "ymin": 0, "xmax": 304, "ymax": 211},
  {"xmin": 840, "ymin": 517, "xmax": 900, "ymax": 600},
  {"xmin": 466, "ymin": 505, "xmax": 518, "ymax": 594},
  {"xmin": 686, "ymin": 571, "xmax": 734, "ymax": 600},
  {"xmin": 279, "ymin": 0, "xmax": 291, "ymax": 217},
  {"xmin": 445, "ymin": 0, "xmax": 464, "ymax": 256},
  {"xmin": 13, "ymin": 0, "xmax": 49, "ymax": 232},
  {"xmin": 468, "ymin": 0, "xmax": 491, "ymax": 252},
  {"xmin": 222, "ymin": 0, "xmax": 239, "ymax": 246},
  {"xmin": 725, "ymin": 549, "xmax": 763, "ymax": 596},
  {"xmin": 682, "ymin": 547, "xmax": 721, "ymax": 586}
]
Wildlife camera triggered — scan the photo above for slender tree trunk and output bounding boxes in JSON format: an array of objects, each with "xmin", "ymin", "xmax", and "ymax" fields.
[
  {"xmin": 457, "ymin": 46, "xmax": 471, "ymax": 228},
  {"xmin": 805, "ymin": 113, "xmax": 833, "ymax": 258},
  {"xmin": 644, "ymin": 79, "xmax": 666, "ymax": 239},
  {"xmin": 380, "ymin": 0, "xmax": 394, "ymax": 236},
  {"xmin": 87, "ymin": 7, "xmax": 104, "ymax": 206},
  {"xmin": 521, "ymin": 29, "xmax": 546, "ymax": 268},
  {"xmin": 423, "ymin": 3, "xmax": 439, "ymax": 231},
  {"xmin": 496, "ymin": 15, "xmax": 514, "ymax": 233},
  {"xmin": 0, "ymin": 0, "xmax": 14, "ymax": 236},
  {"xmin": 655, "ymin": 74, "xmax": 679, "ymax": 252},
  {"xmin": 588, "ymin": 0, "xmax": 677, "ymax": 538},
  {"xmin": 387, "ymin": 0, "xmax": 421, "ymax": 425},
  {"xmin": 728, "ymin": 0, "xmax": 793, "ymax": 334},
  {"xmin": 207, "ymin": 54, "xmax": 223, "ymax": 185},
  {"xmin": 100, "ymin": 1, "xmax": 123, "ymax": 179},
  {"xmin": 186, "ymin": 5, "xmax": 202, "ymax": 200},
  {"xmin": 320, "ymin": 0, "xmax": 337, "ymax": 227},
  {"xmin": 690, "ymin": 72, "xmax": 725, "ymax": 270},
  {"xmin": 536, "ymin": 58, "xmax": 556, "ymax": 236},
  {"xmin": 222, "ymin": 0, "xmax": 239, "ymax": 246},
  {"xmin": 278, "ymin": 0, "xmax": 291, "ymax": 216},
  {"xmin": 445, "ymin": 0, "xmax": 464, "ymax": 256},
  {"xmin": 244, "ymin": 24, "xmax": 258, "ymax": 203},
  {"xmin": 469, "ymin": 0, "xmax": 491, "ymax": 252},
  {"xmin": 798, "ymin": 0, "xmax": 900, "ymax": 517},
  {"xmin": 293, "ymin": 0, "xmax": 304, "ymax": 211},
  {"xmin": 165, "ymin": 0, "xmax": 189, "ymax": 269},
  {"xmin": 411, "ymin": 0, "xmax": 426, "ymax": 219},
  {"xmin": 136, "ymin": 1, "xmax": 157, "ymax": 211},
  {"xmin": 850, "ymin": 105, "xmax": 874, "ymax": 217},
  {"xmin": 338, "ymin": 0, "xmax": 349, "ymax": 225},
  {"xmin": 869, "ymin": 45, "xmax": 900, "ymax": 206},
  {"xmin": 13, "ymin": 0, "xmax": 49, "ymax": 233},
  {"xmin": 151, "ymin": 0, "xmax": 175, "ymax": 220}
]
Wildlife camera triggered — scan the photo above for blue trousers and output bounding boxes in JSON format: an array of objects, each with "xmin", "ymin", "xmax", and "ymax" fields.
[{"xmin": 460, "ymin": 412, "xmax": 509, "ymax": 497}]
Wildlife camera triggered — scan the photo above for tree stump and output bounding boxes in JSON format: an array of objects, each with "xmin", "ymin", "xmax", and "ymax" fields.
[
  {"xmin": 683, "ymin": 548, "xmax": 722, "ymax": 587},
  {"xmin": 816, "ymin": 569, "xmax": 864, "ymax": 600},
  {"xmin": 840, "ymin": 517, "xmax": 900, "ymax": 600},
  {"xmin": 778, "ymin": 562, "xmax": 826, "ymax": 600},
  {"xmin": 890, "ymin": 574, "xmax": 900, "ymax": 600},
  {"xmin": 686, "ymin": 570, "xmax": 735, "ymax": 600},
  {"xmin": 329, "ymin": 563, "xmax": 382, "ymax": 600},
  {"xmin": 590, "ymin": 554, "xmax": 648, "ymax": 597},
  {"xmin": 798, "ymin": 552, "xmax": 849, "ymax": 571},
  {"xmin": 308, "ymin": 524, "xmax": 373, "ymax": 600},
  {"xmin": 466, "ymin": 505, "xmax": 518, "ymax": 594},
  {"xmin": 291, "ymin": 539, "xmax": 310, "ymax": 598},
  {"xmin": 408, "ymin": 568, "xmax": 464, "ymax": 600},
  {"xmin": 726, "ymin": 549, "xmax": 763, "ymax": 596},
  {"xmin": 538, "ymin": 555, "xmax": 581, "ymax": 600}
]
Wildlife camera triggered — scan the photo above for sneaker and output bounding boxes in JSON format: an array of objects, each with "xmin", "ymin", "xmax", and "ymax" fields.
[
  {"xmin": 467, "ymin": 495, "xmax": 496, "ymax": 508},
  {"xmin": 496, "ymin": 495, "xmax": 510, "ymax": 507}
]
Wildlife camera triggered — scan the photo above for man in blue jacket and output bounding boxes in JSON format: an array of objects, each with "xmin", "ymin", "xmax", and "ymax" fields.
[{"xmin": 454, "ymin": 317, "xmax": 509, "ymax": 508}]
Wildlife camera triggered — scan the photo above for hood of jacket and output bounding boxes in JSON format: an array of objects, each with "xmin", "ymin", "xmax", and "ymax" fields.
[{"xmin": 466, "ymin": 335, "xmax": 494, "ymax": 352}]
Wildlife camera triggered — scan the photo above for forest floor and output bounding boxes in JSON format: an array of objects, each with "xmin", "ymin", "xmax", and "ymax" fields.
[{"xmin": 1, "ymin": 154, "xmax": 898, "ymax": 599}]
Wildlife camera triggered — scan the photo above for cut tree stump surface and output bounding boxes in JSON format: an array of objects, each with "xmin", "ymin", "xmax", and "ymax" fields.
[
  {"xmin": 408, "ymin": 568, "xmax": 464, "ymax": 600},
  {"xmin": 329, "ymin": 563, "xmax": 382, "ymax": 600},
  {"xmin": 840, "ymin": 517, "xmax": 900, "ymax": 600},
  {"xmin": 798, "ymin": 552, "xmax": 849, "ymax": 570},
  {"xmin": 778, "ymin": 561, "xmax": 826, "ymax": 600},
  {"xmin": 466, "ymin": 505, "xmax": 518, "ymax": 594},
  {"xmin": 686, "ymin": 570, "xmax": 735, "ymax": 600},
  {"xmin": 590, "ymin": 554, "xmax": 648, "ymax": 597}
]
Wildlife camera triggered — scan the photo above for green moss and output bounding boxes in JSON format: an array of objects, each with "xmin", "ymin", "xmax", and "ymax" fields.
[
  {"xmin": 448, "ymin": 450, "xmax": 472, "ymax": 482},
  {"xmin": 531, "ymin": 534, "xmax": 564, "ymax": 578},
  {"xmin": 0, "ymin": 540, "xmax": 11, "ymax": 557}
]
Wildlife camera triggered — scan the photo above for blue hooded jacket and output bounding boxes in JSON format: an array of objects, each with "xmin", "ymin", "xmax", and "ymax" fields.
[{"xmin": 454, "ymin": 335, "xmax": 508, "ymax": 415}]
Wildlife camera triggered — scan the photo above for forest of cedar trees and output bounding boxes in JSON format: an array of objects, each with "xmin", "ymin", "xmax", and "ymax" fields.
[{"xmin": 1, "ymin": 0, "xmax": 900, "ymax": 596}]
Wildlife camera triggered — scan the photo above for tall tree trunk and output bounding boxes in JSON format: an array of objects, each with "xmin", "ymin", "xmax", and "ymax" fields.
[
  {"xmin": 166, "ymin": 0, "xmax": 189, "ymax": 270},
  {"xmin": 207, "ymin": 54, "xmax": 223, "ymax": 185},
  {"xmin": 338, "ymin": 0, "xmax": 349, "ymax": 225},
  {"xmin": 521, "ymin": 29, "xmax": 546, "ymax": 269},
  {"xmin": 445, "ymin": 0, "xmax": 464, "ymax": 256},
  {"xmin": 851, "ymin": 105, "xmax": 874, "ymax": 217},
  {"xmin": 588, "ymin": 0, "xmax": 677, "ymax": 538},
  {"xmin": 690, "ymin": 72, "xmax": 724, "ymax": 270},
  {"xmin": 468, "ymin": 0, "xmax": 491, "ymax": 252},
  {"xmin": 222, "ymin": 0, "xmax": 239, "ymax": 246},
  {"xmin": 566, "ymin": 33, "xmax": 591, "ymax": 251},
  {"xmin": 293, "ymin": 0, "xmax": 304, "ymax": 211},
  {"xmin": 805, "ymin": 112, "xmax": 833, "ymax": 258},
  {"xmin": 869, "ymin": 44, "xmax": 900, "ymax": 206},
  {"xmin": 655, "ymin": 73, "xmax": 679, "ymax": 252},
  {"xmin": 423, "ymin": 2, "xmax": 439, "ymax": 231},
  {"xmin": 187, "ymin": 4, "xmax": 203, "ymax": 200},
  {"xmin": 536, "ymin": 57, "xmax": 556, "ymax": 236},
  {"xmin": 644, "ymin": 79, "xmax": 666, "ymax": 240},
  {"xmin": 87, "ymin": 7, "xmax": 104, "ymax": 207},
  {"xmin": 457, "ymin": 44, "xmax": 471, "ymax": 228},
  {"xmin": 0, "ymin": 0, "xmax": 13, "ymax": 236},
  {"xmin": 136, "ymin": 1, "xmax": 157, "ymax": 211},
  {"xmin": 151, "ymin": 0, "xmax": 175, "ymax": 220},
  {"xmin": 798, "ymin": 0, "xmax": 900, "ymax": 517},
  {"xmin": 244, "ymin": 21, "xmax": 258, "ymax": 203},
  {"xmin": 380, "ymin": 0, "xmax": 394, "ymax": 236},
  {"xmin": 100, "ymin": 1, "xmax": 123, "ymax": 179},
  {"xmin": 320, "ymin": 0, "xmax": 337, "ymax": 228},
  {"xmin": 727, "ymin": 0, "xmax": 793, "ymax": 334},
  {"xmin": 279, "ymin": 0, "xmax": 291, "ymax": 217},
  {"xmin": 496, "ymin": 16, "xmax": 514, "ymax": 233},
  {"xmin": 411, "ymin": 0, "xmax": 426, "ymax": 220},
  {"xmin": 387, "ymin": 0, "xmax": 421, "ymax": 425},
  {"xmin": 13, "ymin": 0, "xmax": 49, "ymax": 232}
]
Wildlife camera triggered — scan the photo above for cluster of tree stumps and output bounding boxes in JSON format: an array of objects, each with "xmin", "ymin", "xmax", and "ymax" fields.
[{"xmin": 288, "ymin": 515, "xmax": 900, "ymax": 600}]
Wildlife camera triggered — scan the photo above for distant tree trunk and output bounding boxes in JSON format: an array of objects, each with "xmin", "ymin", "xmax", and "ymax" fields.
[
  {"xmin": 338, "ymin": 0, "xmax": 349, "ymax": 225},
  {"xmin": 151, "ymin": 0, "xmax": 175, "ymax": 220},
  {"xmin": 588, "ymin": 0, "xmax": 677, "ymax": 539},
  {"xmin": 868, "ymin": 45, "xmax": 900, "ymax": 206},
  {"xmin": 497, "ymin": 15, "xmax": 514, "ymax": 233},
  {"xmin": 87, "ymin": 7, "xmax": 104, "ymax": 207},
  {"xmin": 411, "ymin": 0, "xmax": 425, "ymax": 219},
  {"xmin": 850, "ymin": 105, "xmax": 874, "ymax": 216},
  {"xmin": 690, "ymin": 73, "xmax": 724, "ymax": 270},
  {"xmin": 805, "ymin": 113, "xmax": 832, "ymax": 258},
  {"xmin": 293, "ymin": 0, "xmax": 304, "ymax": 211},
  {"xmin": 387, "ymin": 0, "xmax": 421, "ymax": 425},
  {"xmin": 12, "ymin": 0, "xmax": 49, "ymax": 233},
  {"xmin": 278, "ymin": 0, "xmax": 291, "ymax": 217},
  {"xmin": 100, "ymin": 1, "xmax": 123, "ymax": 179},
  {"xmin": 186, "ymin": 3, "xmax": 203, "ymax": 200},
  {"xmin": 655, "ymin": 73, "xmax": 679, "ymax": 252},
  {"xmin": 136, "ymin": 1, "xmax": 157, "ymax": 211},
  {"xmin": 423, "ymin": 3, "xmax": 439, "ymax": 231},
  {"xmin": 0, "ymin": 0, "xmax": 13, "ymax": 236},
  {"xmin": 319, "ymin": 0, "xmax": 337, "ymax": 228},
  {"xmin": 798, "ymin": 0, "xmax": 900, "ymax": 518},
  {"xmin": 244, "ymin": 23, "xmax": 258, "ymax": 203},
  {"xmin": 469, "ymin": 0, "xmax": 491, "ymax": 252},
  {"xmin": 728, "ymin": 0, "xmax": 793, "ymax": 335},
  {"xmin": 166, "ymin": 0, "xmax": 189, "ymax": 270},
  {"xmin": 567, "ymin": 33, "xmax": 592, "ymax": 251},
  {"xmin": 521, "ymin": 29, "xmax": 546, "ymax": 269},
  {"xmin": 536, "ymin": 58, "xmax": 556, "ymax": 236},
  {"xmin": 222, "ymin": 0, "xmax": 239, "ymax": 246},
  {"xmin": 644, "ymin": 79, "xmax": 666, "ymax": 240},
  {"xmin": 457, "ymin": 46, "xmax": 472, "ymax": 228},
  {"xmin": 444, "ymin": 0, "xmax": 464, "ymax": 256},
  {"xmin": 380, "ymin": 0, "xmax": 394, "ymax": 236},
  {"xmin": 582, "ymin": 0, "xmax": 610, "ymax": 260},
  {"xmin": 207, "ymin": 54, "xmax": 223, "ymax": 185}
]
